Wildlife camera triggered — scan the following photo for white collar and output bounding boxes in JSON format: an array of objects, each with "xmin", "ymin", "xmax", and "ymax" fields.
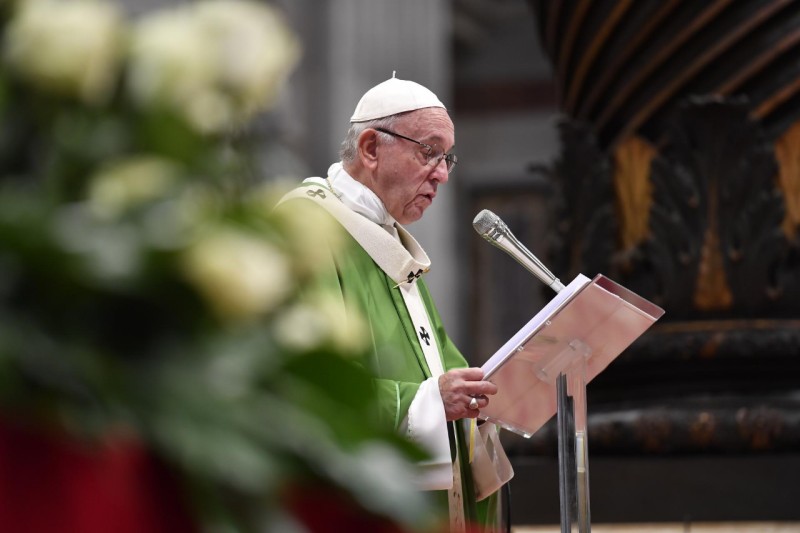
[{"xmin": 325, "ymin": 162, "xmax": 396, "ymax": 228}]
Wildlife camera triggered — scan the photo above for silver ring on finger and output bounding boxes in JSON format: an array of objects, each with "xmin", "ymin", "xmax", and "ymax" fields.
[{"xmin": 469, "ymin": 397, "xmax": 479, "ymax": 410}]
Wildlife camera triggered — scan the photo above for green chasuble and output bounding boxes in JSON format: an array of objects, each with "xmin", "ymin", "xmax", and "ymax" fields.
[{"xmin": 278, "ymin": 183, "xmax": 500, "ymax": 530}]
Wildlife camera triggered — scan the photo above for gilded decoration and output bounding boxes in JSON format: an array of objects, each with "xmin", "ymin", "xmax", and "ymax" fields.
[
  {"xmin": 774, "ymin": 122, "xmax": 800, "ymax": 240},
  {"xmin": 613, "ymin": 136, "xmax": 655, "ymax": 251}
]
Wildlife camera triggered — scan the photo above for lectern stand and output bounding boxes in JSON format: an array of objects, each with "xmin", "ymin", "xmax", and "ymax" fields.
[
  {"xmin": 479, "ymin": 274, "xmax": 665, "ymax": 532},
  {"xmin": 556, "ymin": 346, "xmax": 591, "ymax": 532}
]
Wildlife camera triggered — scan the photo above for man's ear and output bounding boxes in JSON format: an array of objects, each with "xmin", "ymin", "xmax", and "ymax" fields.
[{"xmin": 357, "ymin": 129, "xmax": 379, "ymax": 170}]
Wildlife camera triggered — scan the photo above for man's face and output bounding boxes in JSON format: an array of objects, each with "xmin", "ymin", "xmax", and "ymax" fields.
[{"xmin": 372, "ymin": 108, "xmax": 454, "ymax": 225}]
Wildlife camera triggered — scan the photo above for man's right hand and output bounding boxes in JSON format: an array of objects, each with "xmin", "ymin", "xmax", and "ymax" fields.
[{"xmin": 438, "ymin": 367, "xmax": 498, "ymax": 421}]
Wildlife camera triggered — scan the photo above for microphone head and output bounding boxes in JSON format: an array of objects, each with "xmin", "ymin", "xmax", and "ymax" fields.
[{"xmin": 472, "ymin": 209, "xmax": 500, "ymax": 236}]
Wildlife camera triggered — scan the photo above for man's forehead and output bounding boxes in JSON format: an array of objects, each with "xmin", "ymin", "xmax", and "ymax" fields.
[{"xmin": 399, "ymin": 108, "xmax": 454, "ymax": 140}]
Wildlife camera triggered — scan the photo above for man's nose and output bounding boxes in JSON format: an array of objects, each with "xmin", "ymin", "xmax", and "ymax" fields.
[{"xmin": 431, "ymin": 158, "xmax": 449, "ymax": 183}]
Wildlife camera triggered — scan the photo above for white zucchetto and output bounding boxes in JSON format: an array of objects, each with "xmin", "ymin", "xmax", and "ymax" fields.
[{"xmin": 350, "ymin": 74, "xmax": 446, "ymax": 123}]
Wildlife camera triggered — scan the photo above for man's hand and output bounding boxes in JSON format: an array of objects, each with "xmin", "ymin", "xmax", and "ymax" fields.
[{"xmin": 438, "ymin": 367, "xmax": 498, "ymax": 421}]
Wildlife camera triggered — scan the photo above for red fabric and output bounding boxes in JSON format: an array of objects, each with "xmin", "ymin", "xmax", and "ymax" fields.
[
  {"xmin": 0, "ymin": 419, "xmax": 197, "ymax": 533},
  {"xmin": 284, "ymin": 482, "xmax": 412, "ymax": 533},
  {"xmin": 284, "ymin": 482, "xmax": 488, "ymax": 533},
  {"xmin": 284, "ymin": 484, "xmax": 489, "ymax": 533}
]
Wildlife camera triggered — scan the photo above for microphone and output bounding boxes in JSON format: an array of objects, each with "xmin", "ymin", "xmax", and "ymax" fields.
[{"xmin": 472, "ymin": 209, "xmax": 565, "ymax": 293}]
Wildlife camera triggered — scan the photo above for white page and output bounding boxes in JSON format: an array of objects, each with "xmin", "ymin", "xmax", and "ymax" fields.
[{"xmin": 481, "ymin": 273, "xmax": 592, "ymax": 377}]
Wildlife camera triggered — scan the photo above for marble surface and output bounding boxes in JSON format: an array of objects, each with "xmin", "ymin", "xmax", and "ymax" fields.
[{"xmin": 515, "ymin": 523, "xmax": 800, "ymax": 533}]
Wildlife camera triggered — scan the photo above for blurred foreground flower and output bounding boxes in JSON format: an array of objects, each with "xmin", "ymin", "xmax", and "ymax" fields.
[
  {"xmin": 183, "ymin": 227, "xmax": 293, "ymax": 321},
  {"xmin": 0, "ymin": 2, "xmax": 441, "ymax": 532},
  {"xmin": 89, "ymin": 156, "xmax": 182, "ymax": 218},
  {"xmin": 128, "ymin": 0, "xmax": 300, "ymax": 133},
  {"xmin": 274, "ymin": 294, "xmax": 368, "ymax": 355},
  {"xmin": 270, "ymin": 191, "xmax": 348, "ymax": 276},
  {"xmin": 3, "ymin": 0, "xmax": 124, "ymax": 104}
]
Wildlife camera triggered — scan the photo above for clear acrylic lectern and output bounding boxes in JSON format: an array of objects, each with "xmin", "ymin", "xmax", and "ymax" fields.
[{"xmin": 479, "ymin": 274, "xmax": 665, "ymax": 532}]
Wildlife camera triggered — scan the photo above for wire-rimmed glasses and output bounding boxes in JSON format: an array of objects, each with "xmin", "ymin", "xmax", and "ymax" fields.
[{"xmin": 374, "ymin": 127, "xmax": 458, "ymax": 173}]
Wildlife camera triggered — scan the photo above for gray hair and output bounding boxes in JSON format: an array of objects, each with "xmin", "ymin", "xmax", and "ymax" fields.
[{"xmin": 339, "ymin": 115, "xmax": 401, "ymax": 163}]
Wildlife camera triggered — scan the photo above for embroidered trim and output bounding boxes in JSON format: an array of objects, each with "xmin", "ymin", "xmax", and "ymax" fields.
[
  {"xmin": 324, "ymin": 175, "xmax": 342, "ymax": 199},
  {"xmin": 305, "ymin": 188, "xmax": 327, "ymax": 200},
  {"xmin": 392, "ymin": 267, "xmax": 430, "ymax": 288}
]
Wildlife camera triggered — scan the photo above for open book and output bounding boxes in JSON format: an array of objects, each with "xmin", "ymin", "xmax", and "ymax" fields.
[{"xmin": 480, "ymin": 274, "xmax": 665, "ymax": 437}]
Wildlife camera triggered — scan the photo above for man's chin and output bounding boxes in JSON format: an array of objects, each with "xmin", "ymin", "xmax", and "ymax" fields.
[
  {"xmin": 408, "ymin": 197, "xmax": 435, "ymax": 221},
  {"xmin": 398, "ymin": 209, "xmax": 425, "ymax": 225}
]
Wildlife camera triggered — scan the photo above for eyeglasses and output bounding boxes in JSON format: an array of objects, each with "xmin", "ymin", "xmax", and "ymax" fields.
[{"xmin": 374, "ymin": 128, "xmax": 458, "ymax": 173}]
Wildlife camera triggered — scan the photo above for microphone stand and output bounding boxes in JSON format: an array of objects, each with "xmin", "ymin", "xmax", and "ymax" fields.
[{"xmin": 474, "ymin": 210, "xmax": 592, "ymax": 533}]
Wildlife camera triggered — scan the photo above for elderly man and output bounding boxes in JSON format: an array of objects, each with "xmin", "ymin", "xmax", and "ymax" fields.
[{"xmin": 279, "ymin": 76, "xmax": 512, "ymax": 531}]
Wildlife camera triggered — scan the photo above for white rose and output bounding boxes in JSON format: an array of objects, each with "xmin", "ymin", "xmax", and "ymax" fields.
[
  {"xmin": 88, "ymin": 156, "xmax": 181, "ymax": 218},
  {"xmin": 127, "ymin": 6, "xmax": 223, "ymax": 127},
  {"xmin": 193, "ymin": 0, "xmax": 300, "ymax": 117},
  {"xmin": 183, "ymin": 229, "xmax": 293, "ymax": 320},
  {"xmin": 272, "ymin": 303, "xmax": 330, "ymax": 352},
  {"xmin": 273, "ymin": 294, "xmax": 367, "ymax": 355},
  {"xmin": 270, "ymin": 196, "xmax": 347, "ymax": 277},
  {"xmin": 127, "ymin": 0, "xmax": 299, "ymax": 133},
  {"xmin": 314, "ymin": 293, "xmax": 368, "ymax": 354},
  {"xmin": 4, "ymin": 0, "xmax": 123, "ymax": 104}
]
